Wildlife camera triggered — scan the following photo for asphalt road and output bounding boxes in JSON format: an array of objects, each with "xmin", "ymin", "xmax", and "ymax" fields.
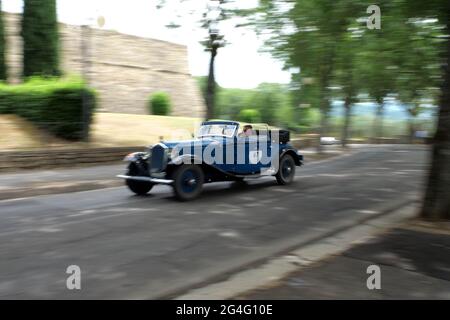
[{"xmin": 0, "ymin": 145, "xmax": 429, "ymax": 299}]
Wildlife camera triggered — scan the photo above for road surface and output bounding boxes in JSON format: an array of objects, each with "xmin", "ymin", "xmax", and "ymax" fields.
[{"xmin": 0, "ymin": 145, "xmax": 429, "ymax": 299}]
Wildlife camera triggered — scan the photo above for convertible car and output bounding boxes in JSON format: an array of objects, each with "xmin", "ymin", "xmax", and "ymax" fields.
[{"xmin": 117, "ymin": 121, "xmax": 304, "ymax": 201}]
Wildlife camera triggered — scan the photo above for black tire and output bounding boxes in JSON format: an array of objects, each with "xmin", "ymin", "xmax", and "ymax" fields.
[
  {"xmin": 276, "ymin": 154, "xmax": 296, "ymax": 185},
  {"xmin": 172, "ymin": 165, "xmax": 204, "ymax": 201},
  {"xmin": 125, "ymin": 163, "xmax": 154, "ymax": 195}
]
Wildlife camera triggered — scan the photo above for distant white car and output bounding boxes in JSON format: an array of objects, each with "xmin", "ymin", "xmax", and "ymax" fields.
[{"xmin": 320, "ymin": 137, "xmax": 338, "ymax": 145}]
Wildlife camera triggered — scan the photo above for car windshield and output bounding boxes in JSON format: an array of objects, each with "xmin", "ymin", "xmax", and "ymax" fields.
[{"xmin": 198, "ymin": 124, "xmax": 237, "ymax": 138}]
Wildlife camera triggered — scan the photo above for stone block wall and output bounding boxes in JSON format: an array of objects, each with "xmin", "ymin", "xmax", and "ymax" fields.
[{"xmin": 4, "ymin": 12, "xmax": 206, "ymax": 118}]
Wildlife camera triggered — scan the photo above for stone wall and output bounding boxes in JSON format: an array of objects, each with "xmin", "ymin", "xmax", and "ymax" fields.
[
  {"xmin": 0, "ymin": 146, "xmax": 145, "ymax": 172},
  {"xmin": 4, "ymin": 12, "xmax": 206, "ymax": 118}
]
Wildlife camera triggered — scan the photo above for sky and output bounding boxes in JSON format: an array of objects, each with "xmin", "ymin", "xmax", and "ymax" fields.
[{"xmin": 2, "ymin": 0, "xmax": 292, "ymax": 89}]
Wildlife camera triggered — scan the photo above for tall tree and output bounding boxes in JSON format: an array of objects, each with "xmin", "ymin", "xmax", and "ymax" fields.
[
  {"xmin": 203, "ymin": 10, "xmax": 225, "ymax": 121},
  {"xmin": 395, "ymin": 17, "xmax": 441, "ymax": 142},
  {"xmin": 419, "ymin": 0, "xmax": 450, "ymax": 220},
  {"xmin": 21, "ymin": 0, "xmax": 60, "ymax": 78},
  {"xmin": 388, "ymin": 0, "xmax": 450, "ymax": 219},
  {"xmin": 288, "ymin": 0, "xmax": 347, "ymax": 150},
  {"xmin": 0, "ymin": 0, "xmax": 7, "ymax": 81},
  {"xmin": 333, "ymin": 19, "xmax": 363, "ymax": 147},
  {"xmin": 357, "ymin": 13, "xmax": 397, "ymax": 140},
  {"xmin": 242, "ymin": 0, "xmax": 361, "ymax": 150},
  {"xmin": 157, "ymin": 0, "xmax": 234, "ymax": 120}
]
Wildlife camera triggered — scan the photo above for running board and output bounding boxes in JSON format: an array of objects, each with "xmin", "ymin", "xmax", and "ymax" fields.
[
  {"xmin": 116, "ymin": 175, "xmax": 174, "ymax": 185},
  {"xmin": 234, "ymin": 168, "xmax": 278, "ymax": 179}
]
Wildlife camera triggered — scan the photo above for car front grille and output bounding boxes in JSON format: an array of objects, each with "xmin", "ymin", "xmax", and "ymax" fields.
[{"xmin": 149, "ymin": 143, "xmax": 168, "ymax": 173}]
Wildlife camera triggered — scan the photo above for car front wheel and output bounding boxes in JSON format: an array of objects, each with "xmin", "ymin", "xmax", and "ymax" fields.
[
  {"xmin": 125, "ymin": 163, "xmax": 154, "ymax": 195},
  {"xmin": 275, "ymin": 154, "xmax": 296, "ymax": 185},
  {"xmin": 173, "ymin": 165, "xmax": 204, "ymax": 201}
]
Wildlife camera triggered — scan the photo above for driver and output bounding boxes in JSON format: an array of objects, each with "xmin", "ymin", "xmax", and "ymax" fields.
[{"xmin": 239, "ymin": 125, "xmax": 254, "ymax": 137}]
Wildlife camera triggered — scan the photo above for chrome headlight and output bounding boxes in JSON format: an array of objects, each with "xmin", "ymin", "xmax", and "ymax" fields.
[
  {"xmin": 166, "ymin": 148, "xmax": 176, "ymax": 160},
  {"xmin": 124, "ymin": 152, "xmax": 148, "ymax": 162},
  {"xmin": 124, "ymin": 153, "xmax": 136, "ymax": 162}
]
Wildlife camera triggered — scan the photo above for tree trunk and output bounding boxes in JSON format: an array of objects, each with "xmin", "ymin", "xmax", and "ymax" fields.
[
  {"xmin": 205, "ymin": 47, "xmax": 217, "ymax": 121},
  {"xmin": 317, "ymin": 70, "xmax": 332, "ymax": 153},
  {"xmin": 373, "ymin": 102, "xmax": 384, "ymax": 143},
  {"xmin": 341, "ymin": 96, "xmax": 352, "ymax": 147},
  {"xmin": 317, "ymin": 100, "xmax": 330, "ymax": 153},
  {"xmin": 421, "ymin": 24, "xmax": 450, "ymax": 220},
  {"xmin": 408, "ymin": 117, "xmax": 416, "ymax": 144}
]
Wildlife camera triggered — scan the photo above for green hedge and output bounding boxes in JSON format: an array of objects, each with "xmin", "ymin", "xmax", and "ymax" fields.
[
  {"xmin": 0, "ymin": 77, "xmax": 96, "ymax": 140},
  {"xmin": 149, "ymin": 92, "xmax": 171, "ymax": 115}
]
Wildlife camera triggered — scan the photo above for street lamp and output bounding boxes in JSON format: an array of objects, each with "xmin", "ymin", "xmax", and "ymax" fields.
[{"xmin": 205, "ymin": 2, "xmax": 225, "ymax": 120}]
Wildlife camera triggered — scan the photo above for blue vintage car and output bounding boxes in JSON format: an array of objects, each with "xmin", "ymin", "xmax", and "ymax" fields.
[{"xmin": 117, "ymin": 121, "xmax": 303, "ymax": 201}]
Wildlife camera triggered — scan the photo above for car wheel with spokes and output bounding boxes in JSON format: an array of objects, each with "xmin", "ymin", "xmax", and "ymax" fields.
[
  {"xmin": 275, "ymin": 154, "xmax": 296, "ymax": 185},
  {"xmin": 173, "ymin": 165, "xmax": 204, "ymax": 201}
]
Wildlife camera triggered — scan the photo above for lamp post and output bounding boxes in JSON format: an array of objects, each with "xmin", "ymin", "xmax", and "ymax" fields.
[{"xmin": 205, "ymin": 1, "xmax": 224, "ymax": 121}]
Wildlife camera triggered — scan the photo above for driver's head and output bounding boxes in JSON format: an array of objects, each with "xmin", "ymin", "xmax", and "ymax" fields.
[{"xmin": 243, "ymin": 125, "xmax": 253, "ymax": 136}]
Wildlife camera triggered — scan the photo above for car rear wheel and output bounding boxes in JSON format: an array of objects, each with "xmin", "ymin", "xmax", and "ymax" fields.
[
  {"xmin": 125, "ymin": 163, "xmax": 154, "ymax": 195},
  {"xmin": 173, "ymin": 165, "xmax": 204, "ymax": 201},
  {"xmin": 276, "ymin": 154, "xmax": 296, "ymax": 185}
]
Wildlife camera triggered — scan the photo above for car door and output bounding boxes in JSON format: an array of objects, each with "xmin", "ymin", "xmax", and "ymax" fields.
[
  {"xmin": 234, "ymin": 131, "xmax": 271, "ymax": 175},
  {"xmin": 257, "ymin": 130, "xmax": 272, "ymax": 173},
  {"xmin": 210, "ymin": 137, "xmax": 236, "ymax": 173}
]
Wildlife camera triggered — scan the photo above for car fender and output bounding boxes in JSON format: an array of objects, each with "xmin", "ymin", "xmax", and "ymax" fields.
[
  {"xmin": 123, "ymin": 152, "xmax": 147, "ymax": 162},
  {"xmin": 169, "ymin": 154, "xmax": 234, "ymax": 177},
  {"xmin": 170, "ymin": 154, "xmax": 204, "ymax": 166},
  {"xmin": 280, "ymin": 149, "xmax": 303, "ymax": 166}
]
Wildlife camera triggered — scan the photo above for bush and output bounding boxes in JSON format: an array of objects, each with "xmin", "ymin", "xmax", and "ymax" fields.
[
  {"xmin": 149, "ymin": 92, "xmax": 171, "ymax": 115},
  {"xmin": 238, "ymin": 109, "xmax": 261, "ymax": 123},
  {"xmin": 0, "ymin": 77, "xmax": 96, "ymax": 140}
]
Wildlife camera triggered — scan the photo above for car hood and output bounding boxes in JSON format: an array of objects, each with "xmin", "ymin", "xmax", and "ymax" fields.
[{"xmin": 161, "ymin": 137, "xmax": 226, "ymax": 149}]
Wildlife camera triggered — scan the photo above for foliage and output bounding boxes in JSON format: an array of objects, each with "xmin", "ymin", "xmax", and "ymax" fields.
[
  {"xmin": 155, "ymin": 0, "xmax": 237, "ymax": 120},
  {"xmin": 21, "ymin": 0, "xmax": 60, "ymax": 78},
  {"xmin": 0, "ymin": 77, "xmax": 96, "ymax": 140},
  {"xmin": 250, "ymin": 83, "xmax": 289, "ymax": 124},
  {"xmin": 237, "ymin": 0, "xmax": 445, "ymax": 138},
  {"xmin": 195, "ymin": 76, "xmax": 208, "ymax": 103},
  {"xmin": 215, "ymin": 87, "xmax": 253, "ymax": 120},
  {"xmin": 207, "ymin": 81, "xmax": 295, "ymax": 127},
  {"xmin": 238, "ymin": 108, "xmax": 261, "ymax": 123},
  {"xmin": 149, "ymin": 92, "xmax": 171, "ymax": 116}
]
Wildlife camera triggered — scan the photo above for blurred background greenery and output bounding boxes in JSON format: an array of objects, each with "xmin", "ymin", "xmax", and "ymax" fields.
[
  {"xmin": 1, "ymin": 0, "xmax": 446, "ymax": 143},
  {"xmin": 194, "ymin": 0, "xmax": 446, "ymax": 144}
]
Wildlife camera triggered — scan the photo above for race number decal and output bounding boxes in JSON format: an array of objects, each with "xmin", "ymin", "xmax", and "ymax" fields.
[{"xmin": 249, "ymin": 150, "xmax": 263, "ymax": 164}]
